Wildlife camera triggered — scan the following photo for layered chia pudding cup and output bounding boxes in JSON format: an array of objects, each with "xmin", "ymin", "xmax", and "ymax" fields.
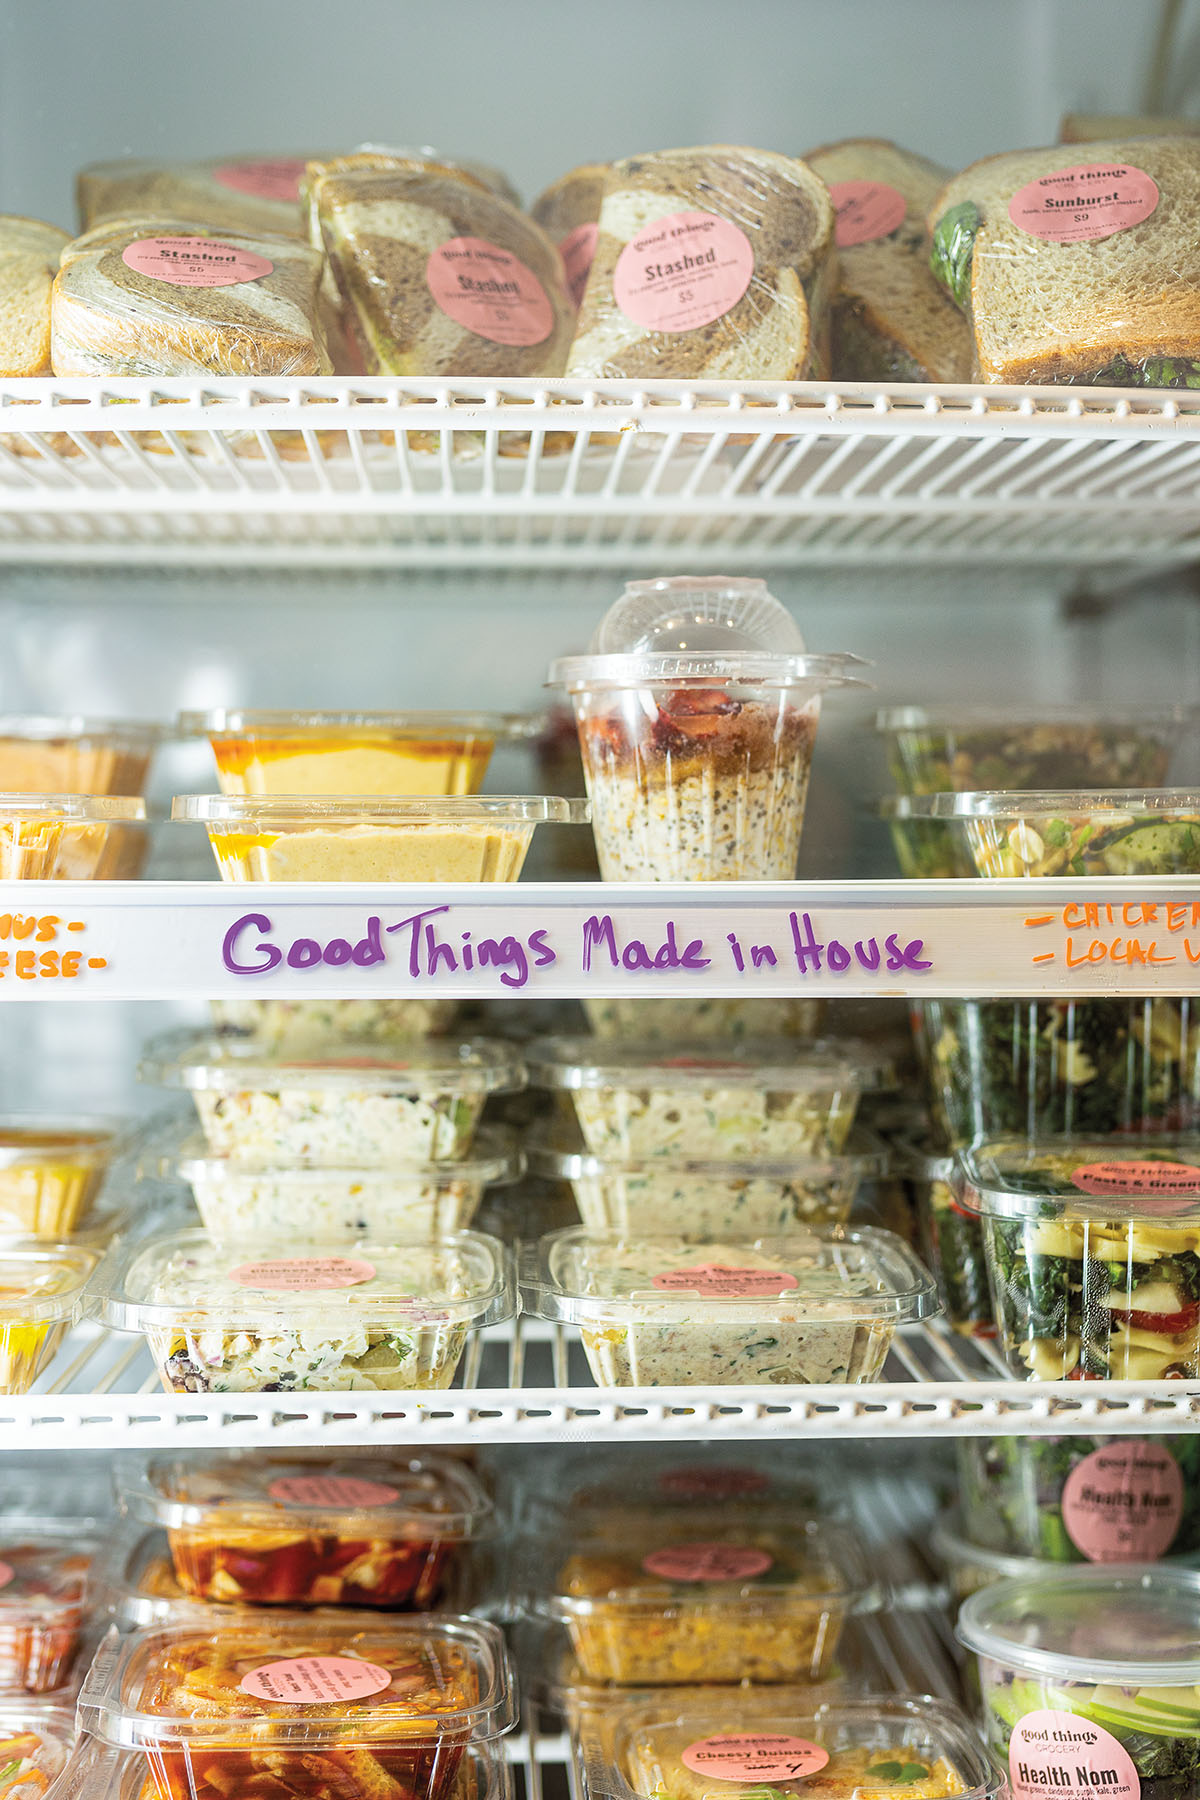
[{"xmin": 549, "ymin": 577, "xmax": 863, "ymax": 882}]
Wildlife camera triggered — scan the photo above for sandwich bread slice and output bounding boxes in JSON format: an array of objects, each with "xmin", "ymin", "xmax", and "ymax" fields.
[
  {"xmin": 0, "ymin": 215, "xmax": 70, "ymax": 376},
  {"xmin": 531, "ymin": 163, "xmax": 608, "ymax": 307},
  {"xmin": 76, "ymin": 155, "xmax": 321, "ymax": 239},
  {"xmin": 1061, "ymin": 113, "xmax": 1200, "ymax": 143}
]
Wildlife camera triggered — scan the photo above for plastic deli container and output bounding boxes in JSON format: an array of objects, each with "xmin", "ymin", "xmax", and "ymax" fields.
[
  {"xmin": 523, "ymin": 1226, "xmax": 939, "ymax": 1387},
  {"xmin": 880, "ymin": 796, "xmax": 979, "ymax": 881},
  {"xmin": 0, "ymin": 797, "xmax": 145, "ymax": 879},
  {"xmin": 153, "ymin": 1129, "xmax": 520, "ymax": 1240},
  {"xmin": 0, "ymin": 1245, "xmax": 96, "ymax": 1393},
  {"xmin": 0, "ymin": 1117, "xmax": 130, "ymax": 1239},
  {"xmin": 905, "ymin": 1144, "xmax": 992, "ymax": 1338},
  {"xmin": 0, "ymin": 1705, "xmax": 73, "ymax": 1793},
  {"xmin": 77, "ymin": 1614, "xmax": 517, "ymax": 1800},
  {"xmin": 0, "ymin": 1533, "xmax": 96, "ymax": 1693},
  {"xmin": 528, "ymin": 1137, "xmax": 886, "ymax": 1236},
  {"xmin": 172, "ymin": 794, "xmax": 588, "ymax": 882},
  {"xmin": 530, "ymin": 1510, "xmax": 876, "ymax": 1685},
  {"xmin": 572, "ymin": 1692, "xmax": 1002, "ymax": 1800},
  {"xmin": 121, "ymin": 1450, "xmax": 495, "ymax": 1610},
  {"xmin": 138, "ymin": 1035, "xmax": 524, "ymax": 1164},
  {"xmin": 905, "ymin": 789, "xmax": 1200, "ymax": 878},
  {"xmin": 549, "ymin": 577, "xmax": 864, "ymax": 881},
  {"xmin": 208, "ymin": 996, "xmax": 459, "ymax": 1050},
  {"xmin": 956, "ymin": 1434, "xmax": 1200, "ymax": 1564},
  {"xmin": 959, "ymin": 1567, "xmax": 1200, "ymax": 1800},
  {"xmin": 526, "ymin": 1038, "xmax": 892, "ymax": 1161},
  {"xmin": 180, "ymin": 708, "xmax": 541, "ymax": 798},
  {"xmin": 0, "ymin": 715, "xmax": 163, "ymax": 795},
  {"xmin": 961, "ymin": 1135, "xmax": 1200, "ymax": 1380},
  {"xmin": 53, "ymin": 1735, "xmax": 512, "ymax": 1800},
  {"xmin": 876, "ymin": 706, "xmax": 1184, "ymax": 794},
  {"xmin": 98, "ymin": 1226, "xmax": 513, "ymax": 1394},
  {"xmin": 582, "ymin": 996, "xmax": 824, "ymax": 1041},
  {"xmin": 527, "ymin": 1444, "xmax": 832, "ymax": 1536},
  {"xmin": 933, "ymin": 1511, "xmax": 1075, "ymax": 1612}
]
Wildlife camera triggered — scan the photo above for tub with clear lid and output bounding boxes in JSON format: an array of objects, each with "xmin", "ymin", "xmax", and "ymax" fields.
[
  {"xmin": 0, "ymin": 1117, "xmax": 131, "ymax": 1240},
  {"xmin": 0, "ymin": 1532, "xmax": 98, "ymax": 1693},
  {"xmin": 0, "ymin": 1705, "xmax": 73, "ymax": 1793},
  {"xmin": 208, "ymin": 996, "xmax": 459, "ymax": 1051},
  {"xmin": 876, "ymin": 706, "xmax": 1186, "ymax": 795},
  {"xmin": 522, "ymin": 1226, "xmax": 939, "ymax": 1387},
  {"xmin": 878, "ymin": 797, "xmax": 979, "ymax": 881},
  {"xmin": 0, "ymin": 1244, "xmax": 97, "ymax": 1394},
  {"xmin": 0, "ymin": 797, "xmax": 145, "ymax": 880},
  {"xmin": 549, "ymin": 577, "xmax": 864, "ymax": 882},
  {"xmin": 98, "ymin": 1226, "xmax": 513, "ymax": 1394},
  {"xmin": 902, "ymin": 790, "xmax": 1200, "ymax": 878},
  {"xmin": 526, "ymin": 1444, "xmax": 832, "ymax": 1535},
  {"xmin": 138, "ymin": 1034, "xmax": 523, "ymax": 1163},
  {"xmin": 581, "ymin": 997, "xmax": 825, "ymax": 1041},
  {"xmin": 120, "ymin": 1450, "xmax": 495, "ymax": 1610},
  {"xmin": 960, "ymin": 1136, "xmax": 1200, "ymax": 1379}
]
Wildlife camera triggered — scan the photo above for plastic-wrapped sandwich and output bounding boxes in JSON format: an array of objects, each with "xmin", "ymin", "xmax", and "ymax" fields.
[
  {"xmin": 76, "ymin": 153, "xmax": 320, "ymax": 237},
  {"xmin": 0, "ymin": 215, "xmax": 69, "ymax": 377},
  {"xmin": 531, "ymin": 163, "xmax": 608, "ymax": 308},
  {"xmin": 928, "ymin": 136, "xmax": 1200, "ymax": 385},
  {"xmin": 565, "ymin": 145, "xmax": 835, "ymax": 380},
  {"xmin": 803, "ymin": 138, "xmax": 971, "ymax": 382}
]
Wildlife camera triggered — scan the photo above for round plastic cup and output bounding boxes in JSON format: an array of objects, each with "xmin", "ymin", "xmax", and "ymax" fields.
[
  {"xmin": 932, "ymin": 1511, "xmax": 1065, "ymax": 1609},
  {"xmin": 876, "ymin": 705, "xmax": 1189, "ymax": 794},
  {"xmin": 901, "ymin": 790, "xmax": 1200, "ymax": 878},
  {"xmin": 0, "ymin": 796, "xmax": 145, "ymax": 879}
]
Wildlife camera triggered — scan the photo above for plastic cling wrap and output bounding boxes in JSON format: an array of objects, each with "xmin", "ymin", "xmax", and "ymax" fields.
[
  {"xmin": 76, "ymin": 155, "xmax": 318, "ymax": 237},
  {"xmin": 564, "ymin": 146, "xmax": 836, "ymax": 380},
  {"xmin": 927, "ymin": 136, "xmax": 1200, "ymax": 384},
  {"xmin": 0, "ymin": 215, "xmax": 70, "ymax": 378}
]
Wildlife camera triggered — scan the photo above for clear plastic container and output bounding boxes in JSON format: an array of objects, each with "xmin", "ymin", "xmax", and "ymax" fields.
[
  {"xmin": 904, "ymin": 1143, "xmax": 992, "ymax": 1338},
  {"xmin": 208, "ymin": 996, "xmax": 459, "ymax": 1050},
  {"xmin": 98, "ymin": 1225, "xmax": 513, "ymax": 1394},
  {"xmin": 548, "ymin": 577, "xmax": 864, "ymax": 881},
  {"xmin": 573, "ymin": 1691, "xmax": 1002, "ymax": 1800},
  {"xmin": 961, "ymin": 1134, "xmax": 1200, "ymax": 1379},
  {"xmin": 0, "ymin": 716, "xmax": 163, "ymax": 795},
  {"xmin": 138, "ymin": 1034, "xmax": 523, "ymax": 1163},
  {"xmin": 0, "ymin": 797, "xmax": 145, "ymax": 879},
  {"xmin": 958, "ymin": 1567, "xmax": 1200, "ymax": 1800},
  {"xmin": 932, "ymin": 1511, "xmax": 1073, "ymax": 1610},
  {"xmin": 151, "ymin": 1128, "xmax": 520, "ymax": 1239},
  {"xmin": 879, "ymin": 797, "xmax": 981, "ymax": 880},
  {"xmin": 0, "ymin": 1532, "xmax": 97, "ymax": 1693},
  {"xmin": 77, "ymin": 1613, "xmax": 517, "ymax": 1800},
  {"xmin": 528, "ymin": 1508, "xmax": 876, "ymax": 1685},
  {"xmin": 0, "ymin": 1705, "xmax": 74, "ymax": 1793},
  {"xmin": 0, "ymin": 1117, "xmax": 130, "ymax": 1239},
  {"xmin": 528, "ymin": 1136, "xmax": 885, "ymax": 1236},
  {"xmin": 526, "ymin": 1038, "xmax": 892, "ymax": 1161},
  {"xmin": 172, "ymin": 794, "xmax": 587, "ymax": 882},
  {"xmin": 876, "ymin": 705, "xmax": 1185, "ymax": 794},
  {"xmin": 903, "ymin": 790, "xmax": 1200, "ymax": 878},
  {"xmin": 582, "ymin": 997, "xmax": 825, "ymax": 1040},
  {"xmin": 120, "ymin": 1450, "xmax": 495, "ymax": 1610},
  {"xmin": 955, "ymin": 1435, "xmax": 1200, "ymax": 1564},
  {"xmin": 179, "ymin": 708, "xmax": 540, "ymax": 798},
  {"xmin": 526, "ymin": 1444, "xmax": 833, "ymax": 1536},
  {"xmin": 523, "ymin": 1225, "xmax": 939, "ymax": 1387},
  {"xmin": 0, "ymin": 1244, "xmax": 97, "ymax": 1394}
]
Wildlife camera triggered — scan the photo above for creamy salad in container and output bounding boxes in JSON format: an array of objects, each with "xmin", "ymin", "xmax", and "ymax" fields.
[
  {"xmin": 0, "ymin": 796, "xmax": 145, "ymax": 880},
  {"xmin": 0, "ymin": 1244, "xmax": 96, "ymax": 1394},
  {"xmin": 522, "ymin": 1226, "xmax": 939, "ymax": 1387},
  {"xmin": 208, "ymin": 996, "xmax": 459, "ymax": 1050},
  {"xmin": 0, "ymin": 1708, "xmax": 72, "ymax": 1795},
  {"xmin": 959, "ymin": 1567, "xmax": 1200, "ymax": 1800},
  {"xmin": 876, "ymin": 706, "xmax": 1185, "ymax": 795},
  {"xmin": 526, "ymin": 1038, "xmax": 892, "ymax": 1162},
  {"xmin": 960, "ymin": 1136, "xmax": 1200, "ymax": 1380},
  {"xmin": 582, "ymin": 997, "xmax": 825, "ymax": 1041},
  {"xmin": 138, "ymin": 1034, "xmax": 523, "ymax": 1163},
  {"xmin": 173, "ymin": 793, "xmax": 588, "ymax": 883},
  {"xmin": 0, "ymin": 1117, "xmax": 131, "ymax": 1240},
  {"xmin": 97, "ymin": 1226, "xmax": 513, "ymax": 1393},
  {"xmin": 0, "ymin": 1531, "xmax": 97, "ymax": 1694},
  {"xmin": 150, "ymin": 1128, "xmax": 520, "ymax": 1240},
  {"xmin": 180, "ymin": 707, "xmax": 540, "ymax": 797},
  {"xmin": 549, "ymin": 577, "xmax": 864, "ymax": 882}
]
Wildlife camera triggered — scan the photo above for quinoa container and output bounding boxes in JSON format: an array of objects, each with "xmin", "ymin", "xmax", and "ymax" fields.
[
  {"xmin": 0, "ymin": 797, "xmax": 145, "ymax": 880},
  {"xmin": 0, "ymin": 1117, "xmax": 132, "ymax": 1241},
  {"xmin": 876, "ymin": 705, "xmax": 1185, "ymax": 794},
  {"xmin": 0, "ymin": 1530, "xmax": 98, "ymax": 1694},
  {"xmin": 208, "ymin": 995, "xmax": 460, "ymax": 1049},
  {"xmin": 581, "ymin": 996, "xmax": 825, "ymax": 1041},
  {"xmin": 0, "ymin": 1243, "xmax": 97, "ymax": 1394}
]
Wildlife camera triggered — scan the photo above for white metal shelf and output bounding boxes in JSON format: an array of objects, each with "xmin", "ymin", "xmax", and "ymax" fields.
[{"xmin": 3, "ymin": 377, "xmax": 1200, "ymax": 567}]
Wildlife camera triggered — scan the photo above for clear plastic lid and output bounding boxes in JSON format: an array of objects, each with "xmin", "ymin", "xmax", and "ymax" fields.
[
  {"xmin": 960, "ymin": 1134, "xmax": 1200, "ymax": 1224},
  {"xmin": 0, "ymin": 1705, "xmax": 74, "ymax": 1794},
  {"xmin": 77, "ymin": 1613, "xmax": 517, "ymax": 1748},
  {"xmin": 524, "ymin": 1227, "xmax": 939, "ymax": 1325},
  {"xmin": 121, "ymin": 1449, "xmax": 494, "ymax": 1540},
  {"xmin": 138, "ymin": 1033, "xmax": 525, "ymax": 1097},
  {"xmin": 97, "ymin": 1226, "xmax": 513, "ymax": 1336},
  {"xmin": 0, "ymin": 717, "xmax": 166, "ymax": 746},
  {"xmin": 525, "ymin": 1444, "xmax": 833, "ymax": 1521},
  {"xmin": 528, "ymin": 1134, "xmax": 888, "ymax": 1185},
  {"xmin": 549, "ymin": 576, "xmax": 866, "ymax": 692},
  {"xmin": 172, "ymin": 795, "xmax": 589, "ymax": 824},
  {"xmin": 876, "ymin": 706, "xmax": 1197, "ymax": 732},
  {"xmin": 0, "ymin": 797, "xmax": 145, "ymax": 820},
  {"xmin": 178, "ymin": 710, "xmax": 542, "ymax": 741},
  {"xmin": 0, "ymin": 1244, "xmax": 97, "ymax": 1327},
  {"xmin": 957, "ymin": 1565, "xmax": 1200, "ymax": 1685},
  {"xmin": 0, "ymin": 1116, "xmax": 131, "ymax": 1171},
  {"xmin": 931, "ymin": 1512, "xmax": 1065, "ymax": 1584},
  {"xmin": 0, "ymin": 1529, "xmax": 97, "ymax": 1623},
  {"xmin": 526, "ymin": 1038, "xmax": 893, "ymax": 1093},
  {"xmin": 900, "ymin": 789, "xmax": 1200, "ymax": 818},
  {"xmin": 148, "ymin": 1125, "xmax": 521, "ymax": 1186}
]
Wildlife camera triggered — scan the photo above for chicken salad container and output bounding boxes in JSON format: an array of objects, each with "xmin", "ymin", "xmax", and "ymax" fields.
[
  {"xmin": 876, "ymin": 706, "xmax": 1185, "ymax": 795},
  {"xmin": 523, "ymin": 1226, "xmax": 939, "ymax": 1387},
  {"xmin": 208, "ymin": 995, "xmax": 459, "ymax": 1050},
  {"xmin": 0, "ymin": 1117, "xmax": 131, "ymax": 1241},
  {"xmin": 0, "ymin": 797, "xmax": 146, "ymax": 880},
  {"xmin": 97, "ymin": 1226, "xmax": 513, "ymax": 1394},
  {"xmin": 0, "ymin": 1531, "xmax": 98, "ymax": 1694},
  {"xmin": 0, "ymin": 1244, "xmax": 97, "ymax": 1394}
]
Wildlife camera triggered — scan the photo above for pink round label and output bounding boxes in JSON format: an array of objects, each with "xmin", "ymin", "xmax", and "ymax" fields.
[
  {"xmin": 0, "ymin": 1563, "xmax": 13, "ymax": 1590},
  {"xmin": 1007, "ymin": 163, "xmax": 1159, "ymax": 243},
  {"xmin": 425, "ymin": 237, "xmax": 554, "ymax": 346},
  {"xmin": 651, "ymin": 1264, "xmax": 799, "ymax": 1297},
  {"xmin": 613, "ymin": 210, "xmax": 754, "ymax": 333},
  {"xmin": 121, "ymin": 236, "xmax": 274, "ymax": 288},
  {"xmin": 1062, "ymin": 1439, "xmax": 1184, "ymax": 1562},
  {"xmin": 268, "ymin": 1476, "xmax": 401, "ymax": 1509},
  {"xmin": 214, "ymin": 158, "xmax": 308, "ymax": 202},
  {"xmin": 560, "ymin": 221, "xmax": 598, "ymax": 309},
  {"xmin": 1010, "ymin": 1711, "xmax": 1140, "ymax": 1800},
  {"xmin": 681, "ymin": 1736, "xmax": 830, "ymax": 1783},
  {"xmin": 1072, "ymin": 1160, "xmax": 1200, "ymax": 1199},
  {"xmin": 642, "ymin": 1543, "xmax": 773, "ymax": 1581},
  {"xmin": 829, "ymin": 180, "xmax": 908, "ymax": 248},
  {"xmin": 228, "ymin": 1257, "xmax": 376, "ymax": 1291},
  {"xmin": 240, "ymin": 1655, "xmax": 392, "ymax": 1704},
  {"xmin": 658, "ymin": 1466, "xmax": 770, "ymax": 1500}
]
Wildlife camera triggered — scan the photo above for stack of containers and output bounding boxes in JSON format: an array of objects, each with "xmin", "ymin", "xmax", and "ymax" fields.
[{"xmin": 0, "ymin": 713, "xmax": 159, "ymax": 880}]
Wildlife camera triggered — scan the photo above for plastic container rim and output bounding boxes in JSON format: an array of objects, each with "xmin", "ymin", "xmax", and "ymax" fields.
[{"xmin": 956, "ymin": 1564, "xmax": 1200, "ymax": 1684}]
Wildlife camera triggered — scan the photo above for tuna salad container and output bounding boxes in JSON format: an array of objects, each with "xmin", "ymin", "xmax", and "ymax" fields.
[
  {"xmin": 905, "ymin": 790, "xmax": 1200, "ymax": 879},
  {"xmin": 208, "ymin": 995, "xmax": 460, "ymax": 1050},
  {"xmin": 151, "ymin": 1128, "xmax": 521, "ymax": 1239},
  {"xmin": 0, "ymin": 715, "xmax": 163, "ymax": 795},
  {"xmin": 0, "ymin": 1707, "xmax": 73, "ymax": 1794},
  {"xmin": 582, "ymin": 997, "xmax": 824, "ymax": 1041},
  {"xmin": 97, "ymin": 1226, "xmax": 513, "ymax": 1393},
  {"xmin": 527, "ymin": 1509, "xmax": 877, "ymax": 1686},
  {"xmin": 173, "ymin": 794, "xmax": 588, "ymax": 882},
  {"xmin": 876, "ymin": 706, "xmax": 1186, "ymax": 794},
  {"xmin": 77, "ymin": 1613, "xmax": 517, "ymax": 1800},
  {"xmin": 180, "ymin": 708, "xmax": 541, "ymax": 798},
  {"xmin": 120, "ymin": 1449, "xmax": 495, "ymax": 1611},
  {"xmin": 573, "ymin": 1692, "xmax": 1002, "ymax": 1800},
  {"xmin": 525, "ymin": 1038, "xmax": 893, "ymax": 1161},
  {"xmin": 0, "ymin": 1116, "xmax": 132, "ymax": 1240},
  {"xmin": 960, "ymin": 1135, "xmax": 1200, "ymax": 1379},
  {"xmin": 0, "ymin": 1531, "xmax": 97, "ymax": 1693},
  {"xmin": 959, "ymin": 1567, "xmax": 1200, "ymax": 1800},
  {"xmin": 138, "ymin": 1034, "xmax": 524, "ymax": 1163},
  {"xmin": 0, "ymin": 1244, "xmax": 97, "ymax": 1394},
  {"xmin": 956, "ymin": 1435, "xmax": 1200, "ymax": 1565},
  {"xmin": 0, "ymin": 796, "xmax": 145, "ymax": 879},
  {"xmin": 522, "ymin": 1226, "xmax": 939, "ymax": 1387},
  {"xmin": 549, "ymin": 576, "xmax": 865, "ymax": 881},
  {"xmin": 906, "ymin": 1143, "xmax": 992, "ymax": 1337}
]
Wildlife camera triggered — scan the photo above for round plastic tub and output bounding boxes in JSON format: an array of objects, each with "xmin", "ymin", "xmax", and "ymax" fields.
[
  {"xmin": 875, "ymin": 705, "xmax": 1185, "ymax": 794},
  {"xmin": 879, "ymin": 797, "xmax": 977, "ymax": 880}
]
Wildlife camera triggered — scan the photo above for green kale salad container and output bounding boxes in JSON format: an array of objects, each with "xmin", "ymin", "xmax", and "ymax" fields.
[{"xmin": 904, "ymin": 1142, "xmax": 992, "ymax": 1337}]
